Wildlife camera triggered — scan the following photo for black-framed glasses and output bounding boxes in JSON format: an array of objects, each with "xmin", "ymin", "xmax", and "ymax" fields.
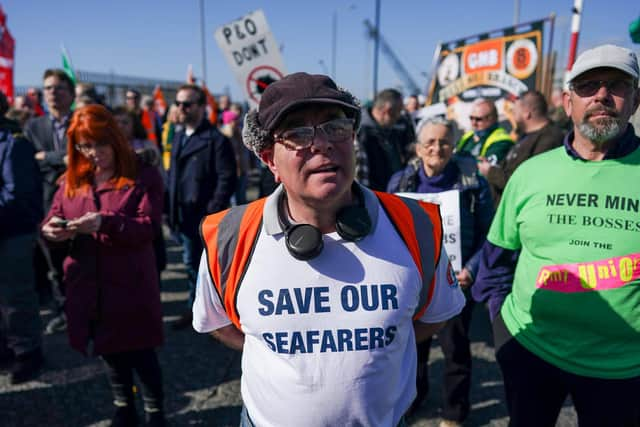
[
  {"xmin": 570, "ymin": 79, "xmax": 633, "ymax": 97},
  {"xmin": 174, "ymin": 100, "xmax": 195, "ymax": 109},
  {"xmin": 75, "ymin": 141, "xmax": 109, "ymax": 153},
  {"xmin": 274, "ymin": 118, "xmax": 355, "ymax": 151}
]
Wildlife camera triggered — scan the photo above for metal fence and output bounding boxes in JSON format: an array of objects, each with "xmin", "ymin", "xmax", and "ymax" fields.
[{"xmin": 16, "ymin": 69, "xmax": 190, "ymax": 107}]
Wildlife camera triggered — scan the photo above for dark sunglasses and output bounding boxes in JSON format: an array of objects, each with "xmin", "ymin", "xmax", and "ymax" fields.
[
  {"xmin": 174, "ymin": 100, "xmax": 195, "ymax": 108},
  {"xmin": 469, "ymin": 115, "xmax": 489, "ymax": 122},
  {"xmin": 570, "ymin": 79, "xmax": 633, "ymax": 97},
  {"xmin": 274, "ymin": 118, "xmax": 356, "ymax": 151}
]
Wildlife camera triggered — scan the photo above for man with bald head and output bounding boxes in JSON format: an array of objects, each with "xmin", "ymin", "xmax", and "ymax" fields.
[
  {"xmin": 478, "ymin": 90, "xmax": 565, "ymax": 204},
  {"xmin": 456, "ymin": 98, "xmax": 513, "ymax": 165}
]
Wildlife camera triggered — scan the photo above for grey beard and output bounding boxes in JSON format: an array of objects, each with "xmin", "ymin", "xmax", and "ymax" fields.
[{"xmin": 577, "ymin": 116, "xmax": 623, "ymax": 145}]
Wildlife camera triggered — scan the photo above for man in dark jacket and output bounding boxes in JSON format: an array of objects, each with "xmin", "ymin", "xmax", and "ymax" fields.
[
  {"xmin": 0, "ymin": 90, "xmax": 45, "ymax": 384},
  {"xmin": 478, "ymin": 90, "xmax": 565, "ymax": 205},
  {"xmin": 356, "ymin": 89, "xmax": 415, "ymax": 191},
  {"xmin": 23, "ymin": 69, "xmax": 75, "ymax": 335},
  {"xmin": 167, "ymin": 84, "xmax": 237, "ymax": 328}
]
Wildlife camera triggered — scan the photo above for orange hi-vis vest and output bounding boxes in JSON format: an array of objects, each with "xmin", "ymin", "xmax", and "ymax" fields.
[{"xmin": 200, "ymin": 191, "xmax": 443, "ymax": 330}]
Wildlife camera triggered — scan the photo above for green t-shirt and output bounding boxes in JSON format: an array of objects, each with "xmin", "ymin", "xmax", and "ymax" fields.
[{"xmin": 489, "ymin": 146, "xmax": 640, "ymax": 379}]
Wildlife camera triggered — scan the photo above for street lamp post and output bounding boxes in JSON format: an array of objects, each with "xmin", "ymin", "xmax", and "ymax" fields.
[
  {"xmin": 372, "ymin": 0, "xmax": 381, "ymax": 96},
  {"xmin": 332, "ymin": 11, "xmax": 337, "ymax": 79}
]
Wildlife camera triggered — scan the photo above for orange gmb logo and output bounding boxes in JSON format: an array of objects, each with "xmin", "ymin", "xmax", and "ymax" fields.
[
  {"xmin": 506, "ymin": 39, "xmax": 538, "ymax": 80},
  {"xmin": 463, "ymin": 39, "xmax": 503, "ymax": 74}
]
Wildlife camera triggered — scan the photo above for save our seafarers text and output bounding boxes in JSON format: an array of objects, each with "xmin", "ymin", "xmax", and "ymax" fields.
[{"xmin": 257, "ymin": 284, "xmax": 400, "ymax": 354}]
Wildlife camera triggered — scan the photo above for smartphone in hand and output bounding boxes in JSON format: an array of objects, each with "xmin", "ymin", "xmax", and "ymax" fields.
[{"xmin": 54, "ymin": 219, "xmax": 68, "ymax": 229}]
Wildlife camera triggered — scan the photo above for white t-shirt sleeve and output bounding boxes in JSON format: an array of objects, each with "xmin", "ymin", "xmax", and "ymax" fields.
[
  {"xmin": 417, "ymin": 245, "xmax": 466, "ymax": 324},
  {"xmin": 192, "ymin": 250, "xmax": 233, "ymax": 333}
]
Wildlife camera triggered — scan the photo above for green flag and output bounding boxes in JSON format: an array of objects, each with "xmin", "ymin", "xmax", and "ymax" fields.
[
  {"xmin": 61, "ymin": 45, "xmax": 77, "ymax": 83},
  {"xmin": 631, "ymin": 17, "xmax": 640, "ymax": 44}
]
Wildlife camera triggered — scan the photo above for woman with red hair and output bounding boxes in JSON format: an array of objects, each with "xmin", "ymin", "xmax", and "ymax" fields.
[{"xmin": 41, "ymin": 105, "xmax": 166, "ymax": 426}]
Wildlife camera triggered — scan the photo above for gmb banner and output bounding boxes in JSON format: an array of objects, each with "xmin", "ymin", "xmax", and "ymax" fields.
[{"xmin": 427, "ymin": 20, "xmax": 545, "ymax": 133}]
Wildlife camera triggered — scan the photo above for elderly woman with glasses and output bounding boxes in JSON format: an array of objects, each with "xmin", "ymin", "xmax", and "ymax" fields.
[
  {"xmin": 41, "ymin": 105, "xmax": 166, "ymax": 427},
  {"xmin": 387, "ymin": 117, "xmax": 494, "ymax": 427}
]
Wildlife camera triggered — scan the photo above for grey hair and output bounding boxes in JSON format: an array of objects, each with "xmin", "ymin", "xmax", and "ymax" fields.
[{"xmin": 415, "ymin": 116, "xmax": 454, "ymax": 139}]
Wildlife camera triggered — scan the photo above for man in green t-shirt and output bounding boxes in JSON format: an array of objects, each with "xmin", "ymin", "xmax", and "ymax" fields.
[
  {"xmin": 473, "ymin": 44, "xmax": 640, "ymax": 426},
  {"xmin": 455, "ymin": 98, "xmax": 514, "ymax": 165}
]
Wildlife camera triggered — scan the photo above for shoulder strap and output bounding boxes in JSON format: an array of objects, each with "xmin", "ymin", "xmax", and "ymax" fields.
[
  {"xmin": 374, "ymin": 191, "xmax": 443, "ymax": 319},
  {"xmin": 480, "ymin": 127, "xmax": 514, "ymax": 156},
  {"xmin": 200, "ymin": 198, "xmax": 267, "ymax": 329},
  {"xmin": 201, "ymin": 193, "xmax": 445, "ymax": 328},
  {"xmin": 456, "ymin": 131, "xmax": 474, "ymax": 151}
]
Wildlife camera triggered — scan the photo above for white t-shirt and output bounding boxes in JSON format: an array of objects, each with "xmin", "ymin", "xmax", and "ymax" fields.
[{"xmin": 193, "ymin": 189, "xmax": 465, "ymax": 427}]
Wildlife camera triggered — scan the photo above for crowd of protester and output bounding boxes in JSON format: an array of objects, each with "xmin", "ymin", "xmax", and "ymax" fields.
[{"xmin": 1, "ymin": 41, "xmax": 639, "ymax": 427}]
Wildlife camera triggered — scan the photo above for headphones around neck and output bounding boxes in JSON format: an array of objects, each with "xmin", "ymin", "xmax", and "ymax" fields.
[{"xmin": 277, "ymin": 185, "xmax": 373, "ymax": 261}]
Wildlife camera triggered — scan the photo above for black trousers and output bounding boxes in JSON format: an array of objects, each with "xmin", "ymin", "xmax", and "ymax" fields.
[
  {"xmin": 102, "ymin": 348, "xmax": 164, "ymax": 413},
  {"xmin": 416, "ymin": 297, "xmax": 475, "ymax": 422},
  {"xmin": 493, "ymin": 314, "xmax": 640, "ymax": 427}
]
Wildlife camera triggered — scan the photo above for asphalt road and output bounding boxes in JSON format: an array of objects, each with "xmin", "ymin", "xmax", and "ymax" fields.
[{"xmin": 0, "ymin": 240, "xmax": 578, "ymax": 426}]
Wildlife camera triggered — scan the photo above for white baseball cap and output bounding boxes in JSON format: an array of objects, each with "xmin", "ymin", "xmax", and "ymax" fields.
[{"xmin": 567, "ymin": 44, "xmax": 639, "ymax": 83}]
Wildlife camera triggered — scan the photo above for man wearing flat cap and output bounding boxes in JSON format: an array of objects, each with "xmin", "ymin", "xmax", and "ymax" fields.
[
  {"xmin": 472, "ymin": 44, "xmax": 640, "ymax": 426},
  {"xmin": 192, "ymin": 72, "xmax": 464, "ymax": 426}
]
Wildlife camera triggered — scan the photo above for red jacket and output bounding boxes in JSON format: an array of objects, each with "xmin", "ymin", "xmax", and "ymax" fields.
[{"xmin": 44, "ymin": 164, "xmax": 164, "ymax": 355}]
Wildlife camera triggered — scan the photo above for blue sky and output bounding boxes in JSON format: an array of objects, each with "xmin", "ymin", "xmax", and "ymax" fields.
[{"xmin": 6, "ymin": 0, "xmax": 640, "ymax": 102}]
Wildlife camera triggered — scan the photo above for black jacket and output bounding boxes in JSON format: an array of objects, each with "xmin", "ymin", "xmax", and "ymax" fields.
[
  {"xmin": 167, "ymin": 120, "xmax": 237, "ymax": 238},
  {"xmin": 0, "ymin": 129, "xmax": 43, "ymax": 238},
  {"xmin": 356, "ymin": 108, "xmax": 415, "ymax": 191}
]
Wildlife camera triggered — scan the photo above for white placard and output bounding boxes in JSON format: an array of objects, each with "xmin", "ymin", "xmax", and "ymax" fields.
[
  {"xmin": 214, "ymin": 9, "xmax": 287, "ymax": 108},
  {"xmin": 396, "ymin": 190, "xmax": 462, "ymax": 272}
]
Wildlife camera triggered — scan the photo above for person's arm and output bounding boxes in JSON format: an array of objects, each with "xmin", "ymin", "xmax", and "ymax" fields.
[
  {"xmin": 23, "ymin": 120, "xmax": 66, "ymax": 170},
  {"xmin": 206, "ymin": 134, "xmax": 237, "ymax": 214},
  {"xmin": 479, "ymin": 160, "xmax": 508, "ymax": 192},
  {"xmin": 464, "ymin": 176, "xmax": 496, "ymax": 280},
  {"xmin": 211, "ymin": 324, "xmax": 245, "ymax": 351},
  {"xmin": 193, "ymin": 251, "xmax": 243, "ymax": 350},
  {"xmin": 470, "ymin": 241, "xmax": 519, "ymax": 321},
  {"xmin": 0, "ymin": 135, "xmax": 42, "ymax": 222},
  {"xmin": 90, "ymin": 166, "xmax": 164, "ymax": 247},
  {"xmin": 484, "ymin": 140, "xmax": 514, "ymax": 165},
  {"xmin": 413, "ymin": 320, "xmax": 445, "ymax": 343}
]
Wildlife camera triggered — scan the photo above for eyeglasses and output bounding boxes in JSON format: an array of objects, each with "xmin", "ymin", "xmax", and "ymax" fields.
[
  {"xmin": 469, "ymin": 115, "xmax": 490, "ymax": 122},
  {"xmin": 75, "ymin": 141, "xmax": 109, "ymax": 153},
  {"xmin": 174, "ymin": 100, "xmax": 195, "ymax": 109},
  {"xmin": 273, "ymin": 118, "xmax": 355, "ymax": 151},
  {"xmin": 570, "ymin": 79, "xmax": 634, "ymax": 97},
  {"xmin": 419, "ymin": 139, "xmax": 453, "ymax": 149}
]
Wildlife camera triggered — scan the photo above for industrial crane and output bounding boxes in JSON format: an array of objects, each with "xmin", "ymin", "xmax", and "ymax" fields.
[{"xmin": 363, "ymin": 19, "xmax": 422, "ymax": 95}]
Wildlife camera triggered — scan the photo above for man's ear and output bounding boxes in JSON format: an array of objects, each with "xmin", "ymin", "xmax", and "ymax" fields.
[
  {"xmin": 259, "ymin": 148, "xmax": 281, "ymax": 183},
  {"xmin": 562, "ymin": 90, "xmax": 572, "ymax": 117},
  {"xmin": 632, "ymin": 87, "xmax": 640, "ymax": 115}
]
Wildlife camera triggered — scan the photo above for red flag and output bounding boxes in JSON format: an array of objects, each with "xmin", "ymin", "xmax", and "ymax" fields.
[
  {"xmin": 141, "ymin": 108, "xmax": 157, "ymax": 143},
  {"xmin": 202, "ymin": 84, "xmax": 218, "ymax": 125},
  {"xmin": 0, "ymin": 5, "xmax": 15, "ymax": 102},
  {"xmin": 152, "ymin": 85, "xmax": 167, "ymax": 117}
]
